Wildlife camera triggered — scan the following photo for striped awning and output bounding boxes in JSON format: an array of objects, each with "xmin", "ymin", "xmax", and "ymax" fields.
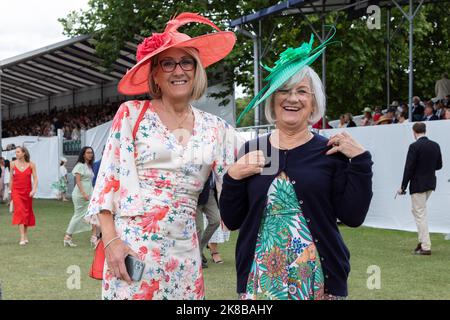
[{"xmin": 0, "ymin": 34, "xmax": 141, "ymax": 108}]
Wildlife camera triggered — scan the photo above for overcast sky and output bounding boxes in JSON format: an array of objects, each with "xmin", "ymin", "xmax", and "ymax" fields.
[
  {"xmin": 0, "ymin": 0, "xmax": 246, "ymax": 97},
  {"xmin": 0, "ymin": 0, "xmax": 89, "ymax": 61}
]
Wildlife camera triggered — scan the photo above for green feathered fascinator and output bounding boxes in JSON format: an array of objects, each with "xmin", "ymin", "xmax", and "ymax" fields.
[{"xmin": 237, "ymin": 27, "xmax": 337, "ymax": 125}]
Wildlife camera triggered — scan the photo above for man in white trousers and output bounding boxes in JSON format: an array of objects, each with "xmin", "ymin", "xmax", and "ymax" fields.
[{"xmin": 398, "ymin": 122, "xmax": 443, "ymax": 255}]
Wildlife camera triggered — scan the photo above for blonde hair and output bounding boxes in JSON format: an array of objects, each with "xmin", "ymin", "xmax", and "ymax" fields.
[
  {"xmin": 264, "ymin": 66, "xmax": 325, "ymax": 125},
  {"xmin": 148, "ymin": 47, "xmax": 207, "ymax": 101}
]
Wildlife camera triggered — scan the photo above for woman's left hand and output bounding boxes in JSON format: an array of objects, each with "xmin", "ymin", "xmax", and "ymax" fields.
[
  {"xmin": 326, "ymin": 131, "xmax": 365, "ymax": 159},
  {"xmin": 29, "ymin": 190, "xmax": 36, "ymax": 198}
]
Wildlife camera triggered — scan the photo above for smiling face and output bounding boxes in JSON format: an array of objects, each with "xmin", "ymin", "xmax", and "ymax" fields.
[
  {"xmin": 153, "ymin": 48, "xmax": 196, "ymax": 102},
  {"xmin": 272, "ymin": 77, "xmax": 315, "ymax": 130}
]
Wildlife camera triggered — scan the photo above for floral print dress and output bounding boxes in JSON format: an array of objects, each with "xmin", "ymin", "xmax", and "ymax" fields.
[
  {"xmin": 244, "ymin": 172, "xmax": 325, "ymax": 300},
  {"xmin": 86, "ymin": 100, "xmax": 241, "ymax": 300}
]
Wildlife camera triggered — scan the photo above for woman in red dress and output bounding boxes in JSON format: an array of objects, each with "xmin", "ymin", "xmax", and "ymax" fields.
[{"xmin": 10, "ymin": 146, "xmax": 38, "ymax": 246}]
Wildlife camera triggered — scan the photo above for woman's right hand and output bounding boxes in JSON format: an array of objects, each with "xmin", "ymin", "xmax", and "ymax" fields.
[
  {"xmin": 104, "ymin": 237, "xmax": 140, "ymax": 285},
  {"xmin": 83, "ymin": 194, "xmax": 90, "ymax": 201},
  {"xmin": 227, "ymin": 150, "xmax": 266, "ymax": 180}
]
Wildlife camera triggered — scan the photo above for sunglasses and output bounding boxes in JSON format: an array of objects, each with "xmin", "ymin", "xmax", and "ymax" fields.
[{"xmin": 158, "ymin": 58, "xmax": 196, "ymax": 73}]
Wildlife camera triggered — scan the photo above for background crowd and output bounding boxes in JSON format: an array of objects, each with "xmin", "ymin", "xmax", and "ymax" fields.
[
  {"xmin": 313, "ymin": 94, "xmax": 450, "ymax": 130},
  {"xmin": 2, "ymin": 100, "xmax": 122, "ymax": 140},
  {"xmin": 2, "ymin": 75, "xmax": 450, "ymax": 140}
]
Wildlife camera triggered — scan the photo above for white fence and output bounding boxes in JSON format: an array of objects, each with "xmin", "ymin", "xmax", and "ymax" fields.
[
  {"xmin": 320, "ymin": 120, "xmax": 450, "ymax": 233},
  {"xmin": 3, "ymin": 118, "xmax": 450, "ymax": 234}
]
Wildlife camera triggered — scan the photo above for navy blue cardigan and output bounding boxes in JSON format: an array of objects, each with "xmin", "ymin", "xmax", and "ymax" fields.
[{"xmin": 219, "ymin": 133, "xmax": 373, "ymax": 297}]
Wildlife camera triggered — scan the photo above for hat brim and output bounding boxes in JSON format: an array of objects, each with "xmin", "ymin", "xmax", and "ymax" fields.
[
  {"xmin": 236, "ymin": 47, "xmax": 324, "ymax": 125},
  {"xmin": 253, "ymin": 47, "xmax": 325, "ymax": 107},
  {"xmin": 118, "ymin": 31, "xmax": 236, "ymax": 95},
  {"xmin": 377, "ymin": 118, "xmax": 392, "ymax": 125}
]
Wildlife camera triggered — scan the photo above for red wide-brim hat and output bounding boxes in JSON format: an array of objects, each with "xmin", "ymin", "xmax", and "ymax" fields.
[{"xmin": 118, "ymin": 12, "xmax": 236, "ymax": 95}]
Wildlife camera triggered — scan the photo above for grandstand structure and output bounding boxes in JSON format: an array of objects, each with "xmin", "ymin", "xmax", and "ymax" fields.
[
  {"xmin": 0, "ymin": 35, "xmax": 130, "ymax": 149},
  {"xmin": 0, "ymin": 35, "xmax": 133, "ymax": 115},
  {"xmin": 0, "ymin": 34, "xmax": 235, "ymax": 147},
  {"xmin": 0, "ymin": 33, "xmax": 235, "ymax": 197}
]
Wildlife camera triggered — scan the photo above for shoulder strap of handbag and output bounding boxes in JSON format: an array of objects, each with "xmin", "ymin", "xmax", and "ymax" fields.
[{"xmin": 132, "ymin": 100, "xmax": 150, "ymax": 141}]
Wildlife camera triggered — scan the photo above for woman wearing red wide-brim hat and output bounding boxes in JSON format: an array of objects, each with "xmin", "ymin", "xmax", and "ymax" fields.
[{"xmin": 84, "ymin": 13, "xmax": 243, "ymax": 300}]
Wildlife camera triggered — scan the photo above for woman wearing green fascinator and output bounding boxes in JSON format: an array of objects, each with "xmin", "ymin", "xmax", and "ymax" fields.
[{"xmin": 219, "ymin": 31, "xmax": 373, "ymax": 300}]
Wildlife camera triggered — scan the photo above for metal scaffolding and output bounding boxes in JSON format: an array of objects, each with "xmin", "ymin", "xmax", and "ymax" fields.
[{"xmin": 229, "ymin": 0, "xmax": 445, "ymax": 126}]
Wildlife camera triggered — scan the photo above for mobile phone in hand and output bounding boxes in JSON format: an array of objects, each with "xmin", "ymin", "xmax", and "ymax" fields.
[{"xmin": 125, "ymin": 255, "xmax": 145, "ymax": 282}]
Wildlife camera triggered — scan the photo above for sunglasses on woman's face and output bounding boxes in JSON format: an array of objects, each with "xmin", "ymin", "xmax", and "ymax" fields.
[{"xmin": 159, "ymin": 58, "xmax": 196, "ymax": 73}]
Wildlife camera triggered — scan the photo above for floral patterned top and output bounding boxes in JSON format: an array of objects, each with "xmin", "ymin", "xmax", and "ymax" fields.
[
  {"xmin": 85, "ymin": 100, "xmax": 243, "ymax": 300},
  {"xmin": 244, "ymin": 172, "xmax": 324, "ymax": 300},
  {"xmin": 86, "ymin": 100, "xmax": 241, "ymax": 223}
]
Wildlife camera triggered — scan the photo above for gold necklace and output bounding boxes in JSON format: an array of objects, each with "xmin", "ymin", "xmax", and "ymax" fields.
[
  {"xmin": 17, "ymin": 161, "xmax": 27, "ymax": 170},
  {"xmin": 175, "ymin": 107, "xmax": 191, "ymax": 129},
  {"xmin": 160, "ymin": 100, "xmax": 192, "ymax": 129}
]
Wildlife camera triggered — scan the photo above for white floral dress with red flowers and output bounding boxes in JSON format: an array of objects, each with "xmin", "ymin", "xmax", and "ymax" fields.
[{"xmin": 85, "ymin": 100, "xmax": 242, "ymax": 300}]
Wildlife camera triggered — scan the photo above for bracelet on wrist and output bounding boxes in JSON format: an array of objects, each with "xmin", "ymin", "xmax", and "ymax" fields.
[{"xmin": 104, "ymin": 236, "xmax": 121, "ymax": 249}]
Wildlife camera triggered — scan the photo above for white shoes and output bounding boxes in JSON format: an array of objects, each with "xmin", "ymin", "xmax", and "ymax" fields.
[
  {"xmin": 63, "ymin": 238, "xmax": 77, "ymax": 247},
  {"xmin": 19, "ymin": 239, "xmax": 28, "ymax": 246}
]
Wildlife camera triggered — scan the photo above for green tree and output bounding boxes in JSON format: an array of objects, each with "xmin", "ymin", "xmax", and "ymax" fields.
[
  {"xmin": 59, "ymin": 1, "xmax": 450, "ymax": 124},
  {"xmin": 235, "ymin": 96, "xmax": 254, "ymax": 127}
]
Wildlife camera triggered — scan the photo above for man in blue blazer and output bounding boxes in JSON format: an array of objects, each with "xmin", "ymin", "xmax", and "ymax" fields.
[{"xmin": 398, "ymin": 122, "xmax": 443, "ymax": 255}]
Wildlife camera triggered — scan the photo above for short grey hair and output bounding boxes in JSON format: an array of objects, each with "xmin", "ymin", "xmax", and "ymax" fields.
[
  {"xmin": 264, "ymin": 66, "xmax": 326, "ymax": 124},
  {"xmin": 148, "ymin": 47, "xmax": 207, "ymax": 101}
]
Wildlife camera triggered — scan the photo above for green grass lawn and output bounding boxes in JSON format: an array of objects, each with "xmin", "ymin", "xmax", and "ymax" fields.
[{"xmin": 1, "ymin": 199, "xmax": 449, "ymax": 300}]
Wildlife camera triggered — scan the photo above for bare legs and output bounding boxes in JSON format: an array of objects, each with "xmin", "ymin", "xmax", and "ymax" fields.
[
  {"xmin": 91, "ymin": 225, "xmax": 99, "ymax": 246},
  {"xmin": 64, "ymin": 226, "xmax": 98, "ymax": 247},
  {"xmin": 63, "ymin": 232, "xmax": 77, "ymax": 247},
  {"xmin": 208, "ymin": 242, "xmax": 223, "ymax": 264},
  {"xmin": 58, "ymin": 192, "xmax": 69, "ymax": 201},
  {"xmin": 19, "ymin": 225, "xmax": 28, "ymax": 245}
]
